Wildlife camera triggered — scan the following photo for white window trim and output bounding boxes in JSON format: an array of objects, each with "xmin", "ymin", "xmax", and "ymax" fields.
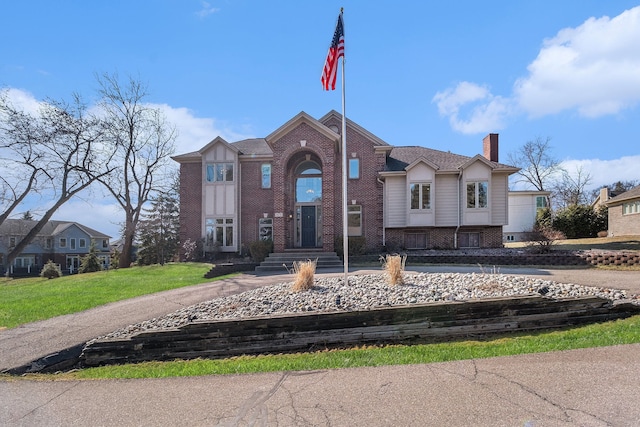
[
  {"xmin": 466, "ymin": 181, "xmax": 489, "ymax": 209},
  {"xmin": 409, "ymin": 182, "xmax": 432, "ymax": 210}
]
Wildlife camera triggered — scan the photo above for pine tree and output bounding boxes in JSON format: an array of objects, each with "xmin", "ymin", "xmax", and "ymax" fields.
[
  {"xmin": 136, "ymin": 192, "xmax": 179, "ymax": 265},
  {"xmin": 79, "ymin": 241, "xmax": 103, "ymax": 273}
]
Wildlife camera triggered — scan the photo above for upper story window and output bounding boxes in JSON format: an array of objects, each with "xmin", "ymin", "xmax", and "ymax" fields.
[
  {"xmin": 70, "ymin": 238, "xmax": 76, "ymax": 250},
  {"xmin": 9, "ymin": 237, "xmax": 16, "ymax": 247},
  {"xmin": 59, "ymin": 238, "xmax": 67, "ymax": 248},
  {"xmin": 45, "ymin": 238, "xmax": 52, "ymax": 249},
  {"xmin": 102, "ymin": 239, "xmax": 109, "ymax": 249},
  {"xmin": 261, "ymin": 164, "xmax": 271, "ymax": 189},
  {"xmin": 79, "ymin": 238, "xmax": 87, "ymax": 248},
  {"xmin": 410, "ymin": 183, "xmax": 431, "ymax": 210},
  {"xmin": 623, "ymin": 200, "xmax": 640, "ymax": 215},
  {"xmin": 206, "ymin": 163, "xmax": 234, "ymax": 182},
  {"xmin": 467, "ymin": 181, "xmax": 488, "ymax": 209},
  {"xmin": 348, "ymin": 158, "xmax": 360, "ymax": 179}
]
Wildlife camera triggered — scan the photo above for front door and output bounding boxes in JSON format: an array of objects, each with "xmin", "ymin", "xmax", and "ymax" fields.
[{"xmin": 301, "ymin": 206, "xmax": 316, "ymax": 247}]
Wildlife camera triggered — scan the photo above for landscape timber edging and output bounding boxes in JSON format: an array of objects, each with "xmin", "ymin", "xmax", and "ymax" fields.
[{"xmin": 80, "ymin": 295, "xmax": 640, "ymax": 368}]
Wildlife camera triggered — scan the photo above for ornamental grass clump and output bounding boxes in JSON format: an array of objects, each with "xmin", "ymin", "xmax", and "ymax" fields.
[
  {"xmin": 291, "ymin": 259, "xmax": 317, "ymax": 292},
  {"xmin": 381, "ymin": 254, "xmax": 406, "ymax": 286}
]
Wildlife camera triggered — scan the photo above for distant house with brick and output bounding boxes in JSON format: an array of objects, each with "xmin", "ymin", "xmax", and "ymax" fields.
[
  {"xmin": 172, "ymin": 111, "xmax": 519, "ymax": 257},
  {"xmin": 0, "ymin": 219, "xmax": 111, "ymax": 276},
  {"xmin": 605, "ymin": 184, "xmax": 640, "ymax": 236}
]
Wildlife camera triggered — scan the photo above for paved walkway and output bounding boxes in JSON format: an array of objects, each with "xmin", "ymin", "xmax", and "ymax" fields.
[{"xmin": 2, "ymin": 265, "xmax": 640, "ymax": 426}]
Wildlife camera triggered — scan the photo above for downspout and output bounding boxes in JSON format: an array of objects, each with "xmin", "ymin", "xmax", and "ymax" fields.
[
  {"xmin": 455, "ymin": 171, "xmax": 461, "ymax": 249},
  {"xmin": 237, "ymin": 161, "xmax": 241, "ymax": 255},
  {"xmin": 377, "ymin": 176, "xmax": 385, "ymax": 247}
]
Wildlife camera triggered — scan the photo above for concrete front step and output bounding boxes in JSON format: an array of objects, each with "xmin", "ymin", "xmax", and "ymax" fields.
[{"xmin": 256, "ymin": 252, "xmax": 343, "ymax": 272}]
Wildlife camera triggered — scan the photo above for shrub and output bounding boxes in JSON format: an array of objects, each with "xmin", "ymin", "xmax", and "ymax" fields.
[
  {"xmin": 40, "ymin": 260, "xmax": 62, "ymax": 279},
  {"xmin": 249, "ymin": 239, "xmax": 273, "ymax": 263},
  {"xmin": 80, "ymin": 242, "xmax": 102, "ymax": 273},
  {"xmin": 334, "ymin": 236, "xmax": 367, "ymax": 258},
  {"xmin": 522, "ymin": 225, "xmax": 566, "ymax": 254},
  {"xmin": 380, "ymin": 254, "xmax": 406, "ymax": 286},
  {"xmin": 291, "ymin": 259, "xmax": 316, "ymax": 292},
  {"xmin": 553, "ymin": 204, "xmax": 604, "ymax": 239}
]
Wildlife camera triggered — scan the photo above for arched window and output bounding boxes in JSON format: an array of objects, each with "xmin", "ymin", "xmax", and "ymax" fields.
[{"xmin": 295, "ymin": 161, "xmax": 322, "ymax": 203}]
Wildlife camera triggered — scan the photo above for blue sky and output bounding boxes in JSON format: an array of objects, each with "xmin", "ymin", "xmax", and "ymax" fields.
[{"xmin": 2, "ymin": 0, "xmax": 640, "ymax": 238}]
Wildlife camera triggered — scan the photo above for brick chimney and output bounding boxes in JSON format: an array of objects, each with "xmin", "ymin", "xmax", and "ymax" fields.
[{"xmin": 483, "ymin": 133, "xmax": 499, "ymax": 162}]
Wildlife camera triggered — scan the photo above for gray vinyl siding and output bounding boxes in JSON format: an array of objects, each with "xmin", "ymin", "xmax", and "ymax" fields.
[
  {"xmin": 435, "ymin": 174, "xmax": 459, "ymax": 226},
  {"xmin": 385, "ymin": 176, "xmax": 406, "ymax": 227},
  {"xmin": 491, "ymin": 174, "xmax": 508, "ymax": 225}
]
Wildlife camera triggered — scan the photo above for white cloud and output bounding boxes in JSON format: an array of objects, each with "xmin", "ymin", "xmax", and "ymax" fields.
[
  {"xmin": 196, "ymin": 1, "xmax": 219, "ymax": 18},
  {"xmin": 432, "ymin": 82, "xmax": 511, "ymax": 134},
  {"xmin": 1, "ymin": 87, "xmax": 43, "ymax": 114},
  {"xmin": 560, "ymin": 155, "xmax": 640, "ymax": 190},
  {"xmin": 152, "ymin": 104, "xmax": 254, "ymax": 155},
  {"xmin": 435, "ymin": 6, "xmax": 640, "ymax": 132},
  {"xmin": 514, "ymin": 6, "xmax": 640, "ymax": 118}
]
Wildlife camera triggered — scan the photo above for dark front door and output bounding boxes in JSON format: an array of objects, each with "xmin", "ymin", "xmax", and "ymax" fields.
[{"xmin": 301, "ymin": 206, "xmax": 316, "ymax": 247}]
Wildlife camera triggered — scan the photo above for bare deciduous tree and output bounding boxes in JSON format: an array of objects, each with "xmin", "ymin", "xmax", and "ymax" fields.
[
  {"xmin": 96, "ymin": 73, "xmax": 177, "ymax": 268},
  {"xmin": 2, "ymin": 94, "xmax": 113, "ymax": 275},
  {"xmin": 0, "ymin": 90, "xmax": 47, "ymax": 227},
  {"xmin": 552, "ymin": 165, "xmax": 593, "ymax": 209},
  {"xmin": 507, "ymin": 136, "xmax": 562, "ymax": 192}
]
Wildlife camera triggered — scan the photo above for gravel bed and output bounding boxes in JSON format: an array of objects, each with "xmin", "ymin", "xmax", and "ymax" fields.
[{"xmin": 95, "ymin": 272, "xmax": 638, "ymax": 342}]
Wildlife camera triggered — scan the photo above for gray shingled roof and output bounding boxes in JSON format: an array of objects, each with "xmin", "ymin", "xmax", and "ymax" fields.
[
  {"xmin": 0, "ymin": 219, "xmax": 110, "ymax": 238},
  {"xmin": 606, "ymin": 184, "xmax": 640, "ymax": 204},
  {"xmin": 232, "ymin": 138, "xmax": 272, "ymax": 156},
  {"xmin": 386, "ymin": 146, "xmax": 516, "ymax": 172}
]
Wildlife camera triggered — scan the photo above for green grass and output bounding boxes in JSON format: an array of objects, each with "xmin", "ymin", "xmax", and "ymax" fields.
[
  {"xmin": 56, "ymin": 314, "xmax": 639, "ymax": 380},
  {"xmin": 0, "ymin": 263, "xmax": 215, "ymax": 329},
  {"xmin": 505, "ymin": 235, "xmax": 640, "ymax": 251}
]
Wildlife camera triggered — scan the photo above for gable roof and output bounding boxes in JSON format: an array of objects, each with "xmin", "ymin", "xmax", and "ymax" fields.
[
  {"xmin": 266, "ymin": 111, "xmax": 339, "ymax": 146},
  {"xmin": 319, "ymin": 110, "xmax": 390, "ymax": 147},
  {"xmin": 606, "ymin": 184, "xmax": 640, "ymax": 205},
  {"xmin": 385, "ymin": 146, "xmax": 517, "ymax": 173},
  {"xmin": 0, "ymin": 219, "xmax": 111, "ymax": 239}
]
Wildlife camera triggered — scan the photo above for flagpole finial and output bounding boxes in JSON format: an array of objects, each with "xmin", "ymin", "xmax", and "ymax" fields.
[{"xmin": 340, "ymin": 7, "xmax": 343, "ymax": 13}]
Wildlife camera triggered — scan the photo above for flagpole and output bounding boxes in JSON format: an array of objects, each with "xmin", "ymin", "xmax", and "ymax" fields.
[{"xmin": 340, "ymin": 9, "xmax": 348, "ymax": 286}]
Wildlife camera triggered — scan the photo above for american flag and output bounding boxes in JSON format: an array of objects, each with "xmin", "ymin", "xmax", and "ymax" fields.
[{"xmin": 321, "ymin": 12, "xmax": 344, "ymax": 91}]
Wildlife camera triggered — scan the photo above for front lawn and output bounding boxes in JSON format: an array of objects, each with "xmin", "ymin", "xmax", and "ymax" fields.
[{"xmin": 0, "ymin": 263, "xmax": 215, "ymax": 329}]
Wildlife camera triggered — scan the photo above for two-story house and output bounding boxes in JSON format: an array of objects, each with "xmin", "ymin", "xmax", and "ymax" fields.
[
  {"xmin": 173, "ymin": 111, "xmax": 519, "ymax": 256},
  {"xmin": 0, "ymin": 219, "xmax": 111, "ymax": 276}
]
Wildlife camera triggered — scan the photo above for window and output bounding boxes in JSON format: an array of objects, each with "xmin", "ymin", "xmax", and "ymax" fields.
[
  {"xmin": 348, "ymin": 158, "xmax": 360, "ymax": 179},
  {"xmin": 9, "ymin": 237, "xmax": 16, "ymax": 247},
  {"xmin": 410, "ymin": 183, "xmax": 431, "ymax": 210},
  {"xmin": 59, "ymin": 238, "xmax": 67, "ymax": 248},
  {"xmin": 102, "ymin": 239, "xmax": 109, "ymax": 249},
  {"xmin": 347, "ymin": 205, "xmax": 362, "ymax": 236},
  {"xmin": 406, "ymin": 233, "xmax": 427, "ymax": 249},
  {"xmin": 45, "ymin": 238, "xmax": 52, "ymax": 249},
  {"xmin": 70, "ymin": 238, "xmax": 76, "ymax": 250},
  {"xmin": 536, "ymin": 196, "xmax": 548, "ymax": 211},
  {"xmin": 505, "ymin": 235, "xmax": 515, "ymax": 242},
  {"xmin": 206, "ymin": 162, "xmax": 234, "ymax": 182},
  {"xmin": 295, "ymin": 161, "xmax": 322, "ymax": 203},
  {"xmin": 205, "ymin": 218, "xmax": 234, "ymax": 248},
  {"xmin": 261, "ymin": 164, "xmax": 271, "ymax": 188},
  {"xmin": 467, "ymin": 181, "xmax": 488, "ymax": 208},
  {"xmin": 79, "ymin": 238, "xmax": 86, "ymax": 248},
  {"xmin": 623, "ymin": 200, "xmax": 640, "ymax": 215},
  {"xmin": 459, "ymin": 232, "xmax": 480, "ymax": 248},
  {"xmin": 14, "ymin": 256, "xmax": 35, "ymax": 268},
  {"xmin": 259, "ymin": 218, "xmax": 273, "ymax": 240}
]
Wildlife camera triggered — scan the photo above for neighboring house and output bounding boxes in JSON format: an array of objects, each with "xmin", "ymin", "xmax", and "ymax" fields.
[
  {"xmin": 503, "ymin": 191, "xmax": 551, "ymax": 242},
  {"xmin": 172, "ymin": 111, "xmax": 519, "ymax": 255},
  {"xmin": 605, "ymin": 184, "xmax": 640, "ymax": 237},
  {"xmin": 592, "ymin": 187, "xmax": 617, "ymax": 210},
  {"xmin": 0, "ymin": 219, "xmax": 111, "ymax": 276}
]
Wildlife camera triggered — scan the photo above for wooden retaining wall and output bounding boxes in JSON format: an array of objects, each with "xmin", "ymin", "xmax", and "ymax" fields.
[{"xmin": 80, "ymin": 296, "xmax": 640, "ymax": 367}]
